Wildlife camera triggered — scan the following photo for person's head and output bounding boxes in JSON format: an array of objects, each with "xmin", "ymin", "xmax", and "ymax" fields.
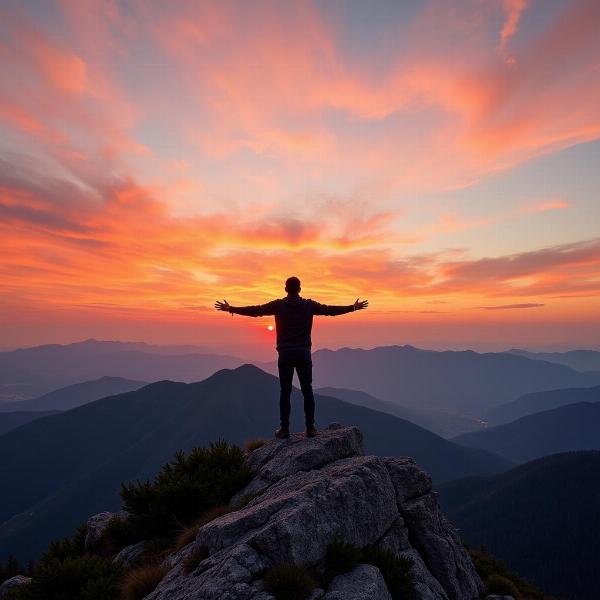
[{"xmin": 285, "ymin": 276, "xmax": 301, "ymax": 295}]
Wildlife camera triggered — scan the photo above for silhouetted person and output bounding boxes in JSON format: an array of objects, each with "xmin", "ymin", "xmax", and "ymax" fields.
[{"xmin": 215, "ymin": 277, "xmax": 368, "ymax": 439}]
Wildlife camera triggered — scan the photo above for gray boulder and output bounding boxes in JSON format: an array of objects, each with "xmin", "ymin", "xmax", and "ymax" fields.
[
  {"xmin": 144, "ymin": 425, "xmax": 483, "ymax": 600},
  {"xmin": 402, "ymin": 491, "xmax": 481, "ymax": 600},
  {"xmin": 84, "ymin": 510, "xmax": 127, "ymax": 549},
  {"xmin": 0, "ymin": 575, "xmax": 31, "ymax": 598},
  {"xmin": 113, "ymin": 540, "xmax": 146, "ymax": 568},
  {"xmin": 199, "ymin": 455, "xmax": 398, "ymax": 564},
  {"xmin": 324, "ymin": 564, "xmax": 391, "ymax": 599},
  {"xmin": 231, "ymin": 424, "xmax": 364, "ymax": 503}
]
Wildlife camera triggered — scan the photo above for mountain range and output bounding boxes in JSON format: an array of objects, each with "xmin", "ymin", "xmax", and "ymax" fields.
[
  {"xmin": 487, "ymin": 383, "xmax": 600, "ymax": 424},
  {"xmin": 0, "ymin": 339, "xmax": 243, "ymax": 400},
  {"xmin": 308, "ymin": 345, "xmax": 600, "ymax": 413},
  {"xmin": 438, "ymin": 451, "xmax": 600, "ymax": 600},
  {"xmin": 0, "ymin": 376, "xmax": 147, "ymax": 413},
  {"xmin": 6, "ymin": 340, "xmax": 600, "ymax": 422},
  {"xmin": 315, "ymin": 386, "xmax": 484, "ymax": 437},
  {"xmin": 0, "ymin": 364, "xmax": 509, "ymax": 562},
  {"xmin": 454, "ymin": 401, "xmax": 600, "ymax": 463},
  {"xmin": 506, "ymin": 348, "xmax": 600, "ymax": 372}
]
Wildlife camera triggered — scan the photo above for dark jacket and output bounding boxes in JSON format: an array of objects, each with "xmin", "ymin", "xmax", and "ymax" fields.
[{"xmin": 230, "ymin": 295, "xmax": 354, "ymax": 351}]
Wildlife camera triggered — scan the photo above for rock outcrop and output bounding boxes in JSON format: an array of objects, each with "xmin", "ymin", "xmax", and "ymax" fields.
[
  {"xmin": 146, "ymin": 425, "xmax": 484, "ymax": 600},
  {"xmin": 0, "ymin": 575, "xmax": 31, "ymax": 598},
  {"xmin": 113, "ymin": 540, "xmax": 146, "ymax": 568},
  {"xmin": 84, "ymin": 510, "xmax": 127, "ymax": 549}
]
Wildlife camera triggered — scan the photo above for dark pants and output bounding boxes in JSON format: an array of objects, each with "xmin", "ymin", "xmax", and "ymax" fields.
[{"xmin": 277, "ymin": 347, "xmax": 315, "ymax": 428}]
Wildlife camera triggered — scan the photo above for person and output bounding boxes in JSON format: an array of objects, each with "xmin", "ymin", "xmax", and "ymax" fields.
[{"xmin": 215, "ymin": 277, "xmax": 368, "ymax": 439}]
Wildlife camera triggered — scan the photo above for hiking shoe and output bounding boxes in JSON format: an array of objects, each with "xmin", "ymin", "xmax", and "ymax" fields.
[
  {"xmin": 275, "ymin": 427, "xmax": 290, "ymax": 439},
  {"xmin": 306, "ymin": 425, "xmax": 317, "ymax": 438}
]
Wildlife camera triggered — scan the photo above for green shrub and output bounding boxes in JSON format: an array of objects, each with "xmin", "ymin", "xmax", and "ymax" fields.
[
  {"xmin": 182, "ymin": 546, "xmax": 210, "ymax": 574},
  {"xmin": 244, "ymin": 438, "xmax": 266, "ymax": 453},
  {"xmin": 1, "ymin": 526, "xmax": 122, "ymax": 600},
  {"xmin": 486, "ymin": 574, "xmax": 521, "ymax": 598},
  {"xmin": 0, "ymin": 554, "xmax": 25, "ymax": 582},
  {"xmin": 0, "ymin": 526, "xmax": 120, "ymax": 599},
  {"xmin": 93, "ymin": 517, "xmax": 140, "ymax": 556},
  {"xmin": 3, "ymin": 441, "xmax": 253, "ymax": 600},
  {"xmin": 120, "ymin": 440, "xmax": 253, "ymax": 540},
  {"xmin": 28, "ymin": 555, "xmax": 121, "ymax": 600},
  {"xmin": 263, "ymin": 563, "xmax": 317, "ymax": 600},
  {"xmin": 119, "ymin": 564, "xmax": 167, "ymax": 600},
  {"xmin": 81, "ymin": 573, "xmax": 124, "ymax": 600},
  {"xmin": 2, "ymin": 585, "xmax": 33, "ymax": 600},
  {"xmin": 44, "ymin": 524, "xmax": 87, "ymax": 561}
]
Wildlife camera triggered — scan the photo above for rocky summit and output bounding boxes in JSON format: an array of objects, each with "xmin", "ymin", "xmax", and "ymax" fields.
[{"xmin": 142, "ymin": 424, "xmax": 484, "ymax": 600}]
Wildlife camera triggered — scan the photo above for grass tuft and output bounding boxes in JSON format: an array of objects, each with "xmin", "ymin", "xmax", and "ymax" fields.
[
  {"xmin": 182, "ymin": 546, "xmax": 210, "ymax": 574},
  {"xmin": 360, "ymin": 545, "xmax": 413, "ymax": 600},
  {"xmin": 263, "ymin": 563, "xmax": 316, "ymax": 600},
  {"xmin": 322, "ymin": 541, "xmax": 414, "ymax": 600},
  {"xmin": 119, "ymin": 564, "xmax": 167, "ymax": 600},
  {"xmin": 175, "ymin": 524, "xmax": 200, "ymax": 552},
  {"xmin": 322, "ymin": 539, "xmax": 361, "ymax": 586},
  {"xmin": 244, "ymin": 438, "xmax": 267, "ymax": 453},
  {"xmin": 175, "ymin": 504, "xmax": 236, "ymax": 551}
]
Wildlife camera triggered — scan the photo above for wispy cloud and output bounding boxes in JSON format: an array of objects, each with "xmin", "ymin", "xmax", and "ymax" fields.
[
  {"xmin": 499, "ymin": 0, "xmax": 529, "ymax": 64},
  {"xmin": 478, "ymin": 303, "xmax": 544, "ymax": 310},
  {"xmin": 519, "ymin": 199, "xmax": 571, "ymax": 214}
]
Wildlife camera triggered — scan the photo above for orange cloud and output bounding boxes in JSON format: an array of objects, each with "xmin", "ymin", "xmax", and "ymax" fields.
[
  {"xmin": 1, "ymin": 1, "xmax": 599, "ymax": 348},
  {"xmin": 3, "ymin": 159, "xmax": 598, "ymax": 316}
]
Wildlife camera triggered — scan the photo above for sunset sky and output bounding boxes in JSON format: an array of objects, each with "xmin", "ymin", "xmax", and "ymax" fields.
[{"xmin": 1, "ymin": 0, "xmax": 599, "ymax": 353}]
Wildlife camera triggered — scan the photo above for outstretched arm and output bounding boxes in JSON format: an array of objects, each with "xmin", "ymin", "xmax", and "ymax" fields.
[
  {"xmin": 311, "ymin": 298, "xmax": 368, "ymax": 316},
  {"xmin": 214, "ymin": 299, "xmax": 279, "ymax": 317}
]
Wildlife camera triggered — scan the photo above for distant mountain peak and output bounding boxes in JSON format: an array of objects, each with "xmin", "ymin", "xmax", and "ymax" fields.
[{"xmin": 206, "ymin": 362, "xmax": 274, "ymax": 382}]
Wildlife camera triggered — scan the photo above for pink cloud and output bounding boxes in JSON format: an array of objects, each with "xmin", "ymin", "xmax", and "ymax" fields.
[
  {"xmin": 3, "ymin": 0, "xmax": 599, "ymax": 199},
  {"xmin": 520, "ymin": 199, "xmax": 571, "ymax": 214},
  {"xmin": 499, "ymin": 0, "xmax": 529, "ymax": 64}
]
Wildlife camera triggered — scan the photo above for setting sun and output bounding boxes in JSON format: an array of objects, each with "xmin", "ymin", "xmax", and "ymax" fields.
[{"xmin": 267, "ymin": 325, "xmax": 274, "ymax": 332}]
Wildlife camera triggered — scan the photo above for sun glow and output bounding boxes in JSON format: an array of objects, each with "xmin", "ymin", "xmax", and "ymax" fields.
[{"xmin": 267, "ymin": 325, "xmax": 274, "ymax": 332}]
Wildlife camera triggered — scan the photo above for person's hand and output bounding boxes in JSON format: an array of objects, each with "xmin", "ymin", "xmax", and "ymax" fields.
[
  {"xmin": 353, "ymin": 298, "xmax": 368, "ymax": 311},
  {"xmin": 214, "ymin": 299, "xmax": 231, "ymax": 312}
]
